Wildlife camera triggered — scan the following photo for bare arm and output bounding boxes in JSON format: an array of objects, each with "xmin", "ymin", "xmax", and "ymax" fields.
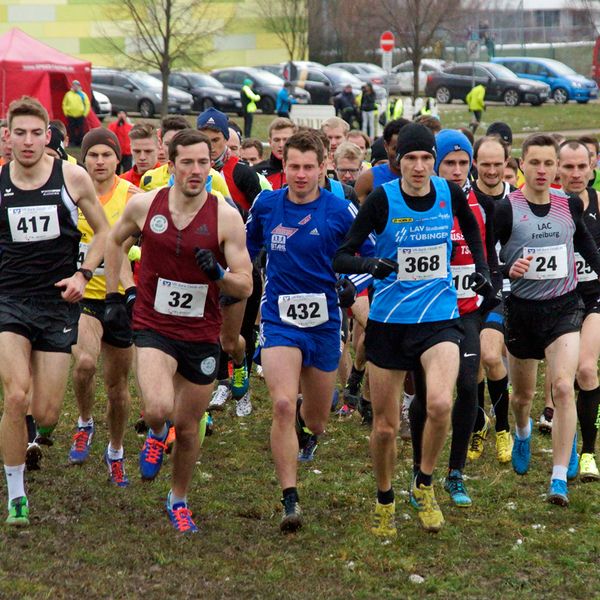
[{"xmin": 354, "ymin": 168, "xmax": 374, "ymax": 204}]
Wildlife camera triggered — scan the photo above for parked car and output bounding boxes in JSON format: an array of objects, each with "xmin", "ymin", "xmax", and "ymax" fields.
[
  {"xmin": 256, "ymin": 61, "xmax": 325, "ymax": 78},
  {"xmin": 492, "ymin": 56, "xmax": 598, "ymax": 104},
  {"xmin": 92, "ymin": 90, "xmax": 111, "ymax": 120},
  {"xmin": 424, "ymin": 62, "xmax": 550, "ymax": 106},
  {"xmin": 91, "ymin": 68, "xmax": 193, "ymax": 117},
  {"xmin": 328, "ymin": 62, "xmax": 389, "ymax": 86},
  {"xmin": 151, "ymin": 71, "xmax": 242, "ymax": 114},
  {"xmin": 390, "ymin": 59, "xmax": 449, "ymax": 94},
  {"xmin": 210, "ymin": 67, "xmax": 311, "ymax": 114}
]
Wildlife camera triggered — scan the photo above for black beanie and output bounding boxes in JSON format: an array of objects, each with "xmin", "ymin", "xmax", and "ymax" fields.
[
  {"xmin": 81, "ymin": 127, "xmax": 121, "ymax": 162},
  {"xmin": 395, "ymin": 122, "xmax": 436, "ymax": 163},
  {"xmin": 46, "ymin": 125, "xmax": 68, "ymax": 161}
]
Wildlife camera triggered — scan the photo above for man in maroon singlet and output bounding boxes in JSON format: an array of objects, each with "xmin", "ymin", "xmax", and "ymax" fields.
[{"xmin": 103, "ymin": 129, "xmax": 252, "ymax": 533}]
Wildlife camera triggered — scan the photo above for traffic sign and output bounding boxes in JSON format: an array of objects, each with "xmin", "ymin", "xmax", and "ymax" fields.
[
  {"xmin": 380, "ymin": 31, "xmax": 395, "ymax": 53},
  {"xmin": 466, "ymin": 39, "xmax": 480, "ymax": 61}
]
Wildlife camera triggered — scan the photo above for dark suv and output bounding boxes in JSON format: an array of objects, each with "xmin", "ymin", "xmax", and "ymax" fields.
[{"xmin": 424, "ymin": 62, "xmax": 550, "ymax": 106}]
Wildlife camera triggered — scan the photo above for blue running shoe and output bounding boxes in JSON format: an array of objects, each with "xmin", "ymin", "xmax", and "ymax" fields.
[
  {"xmin": 104, "ymin": 451, "xmax": 129, "ymax": 488},
  {"xmin": 68, "ymin": 424, "xmax": 94, "ymax": 465},
  {"xmin": 166, "ymin": 491, "xmax": 198, "ymax": 534},
  {"xmin": 547, "ymin": 478, "xmax": 569, "ymax": 507},
  {"xmin": 567, "ymin": 432, "xmax": 579, "ymax": 480},
  {"xmin": 139, "ymin": 429, "xmax": 168, "ymax": 481},
  {"xmin": 512, "ymin": 418, "xmax": 532, "ymax": 475},
  {"xmin": 298, "ymin": 435, "xmax": 318, "ymax": 462},
  {"xmin": 231, "ymin": 359, "xmax": 249, "ymax": 400},
  {"xmin": 444, "ymin": 469, "xmax": 472, "ymax": 507}
]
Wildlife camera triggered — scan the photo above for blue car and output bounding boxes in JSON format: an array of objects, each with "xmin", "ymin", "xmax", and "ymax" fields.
[{"xmin": 492, "ymin": 57, "xmax": 598, "ymax": 104}]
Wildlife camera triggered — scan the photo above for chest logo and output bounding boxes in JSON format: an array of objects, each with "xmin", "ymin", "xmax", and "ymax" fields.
[
  {"xmin": 150, "ymin": 214, "xmax": 168, "ymax": 234},
  {"xmin": 270, "ymin": 223, "xmax": 298, "ymax": 252}
]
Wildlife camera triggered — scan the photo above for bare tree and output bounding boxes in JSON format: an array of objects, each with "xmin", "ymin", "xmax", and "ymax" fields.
[
  {"xmin": 100, "ymin": 0, "xmax": 228, "ymax": 116},
  {"xmin": 255, "ymin": 0, "xmax": 309, "ymax": 61}
]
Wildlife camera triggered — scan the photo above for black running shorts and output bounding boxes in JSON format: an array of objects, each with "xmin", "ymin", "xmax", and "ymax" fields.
[{"xmin": 80, "ymin": 299, "xmax": 133, "ymax": 349}]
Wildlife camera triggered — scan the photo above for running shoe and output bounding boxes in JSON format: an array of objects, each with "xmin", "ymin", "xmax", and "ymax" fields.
[
  {"xmin": 547, "ymin": 478, "xmax": 569, "ymax": 507},
  {"xmin": 343, "ymin": 369, "xmax": 363, "ymax": 408},
  {"xmin": 34, "ymin": 433, "xmax": 53, "ymax": 447},
  {"xmin": 579, "ymin": 453, "xmax": 600, "ymax": 482},
  {"xmin": 495, "ymin": 430, "xmax": 513, "ymax": 464},
  {"xmin": 512, "ymin": 418, "xmax": 532, "ymax": 475},
  {"xmin": 538, "ymin": 407, "xmax": 554, "ymax": 435},
  {"xmin": 298, "ymin": 435, "xmax": 318, "ymax": 462},
  {"xmin": 410, "ymin": 479, "xmax": 444, "ymax": 533},
  {"xmin": 400, "ymin": 402, "xmax": 412, "ymax": 441},
  {"xmin": 231, "ymin": 360, "xmax": 249, "ymax": 400},
  {"xmin": 6, "ymin": 496, "xmax": 29, "ymax": 526},
  {"xmin": 139, "ymin": 430, "xmax": 168, "ymax": 481},
  {"xmin": 358, "ymin": 396, "xmax": 373, "ymax": 426},
  {"xmin": 68, "ymin": 424, "xmax": 94, "ymax": 465},
  {"xmin": 104, "ymin": 451, "xmax": 129, "ymax": 488},
  {"xmin": 208, "ymin": 382, "xmax": 231, "ymax": 411},
  {"xmin": 444, "ymin": 469, "xmax": 472, "ymax": 507},
  {"xmin": 467, "ymin": 413, "xmax": 490, "ymax": 461},
  {"xmin": 25, "ymin": 442, "xmax": 42, "ymax": 471},
  {"xmin": 165, "ymin": 425, "xmax": 176, "ymax": 455},
  {"xmin": 280, "ymin": 495, "xmax": 302, "ymax": 533},
  {"xmin": 255, "ymin": 364, "xmax": 264, "ymax": 378},
  {"xmin": 235, "ymin": 391, "xmax": 252, "ymax": 417},
  {"xmin": 336, "ymin": 403, "xmax": 355, "ymax": 417},
  {"xmin": 371, "ymin": 501, "xmax": 397, "ymax": 537},
  {"xmin": 567, "ymin": 432, "xmax": 579, "ymax": 480},
  {"xmin": 166, "ymin": 491, "xmax": 198, "ymax": 534}
]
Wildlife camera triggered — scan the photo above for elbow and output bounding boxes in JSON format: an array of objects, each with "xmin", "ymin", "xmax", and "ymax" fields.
[{"xmin": 240, "ymin": 278, "xmax": 253, "ymax": 300}]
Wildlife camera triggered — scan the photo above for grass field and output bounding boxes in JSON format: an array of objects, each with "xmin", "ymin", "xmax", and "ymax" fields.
[{"xmin": 1, "ymin": 364, "xmax": 598, "ymax": 599}]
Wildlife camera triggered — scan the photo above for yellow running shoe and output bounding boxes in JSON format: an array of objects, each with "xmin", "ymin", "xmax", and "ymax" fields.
[
  {"xmin": 495, "ymin": 430, "xmax": 513, "ymax": 464},
  {"xmin": 467, "ymin": 413, "xmax": 491, "ymax": 461},
  {"xmin": 371, "ymin": 501, "xmax": 397, "ymax": 537},
  {"xmin": 580, "ymin": 453, "xmax": 600, "ymax": 482},
  {"xmin": 410, "ymin": 481, "xmax": 444, "ymax": 533}
]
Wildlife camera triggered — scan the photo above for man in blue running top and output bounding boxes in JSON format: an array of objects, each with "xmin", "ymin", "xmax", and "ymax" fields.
[
  {"xmin": 334, "ymin": 123, "xmax": 491, "ymax": 535},
  {"xmin": 246, "ymin": 130, "xmax": 372, "ymax": 533}
]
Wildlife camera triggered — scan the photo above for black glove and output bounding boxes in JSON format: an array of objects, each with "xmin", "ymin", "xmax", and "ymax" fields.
[
  {"xmin": 336, "ymin": 278, "xmax": 357, "ymax": 309},
  {"xmin": 479, "ymin": 286, "xmax": 502, "ymax": 314},
  {"xmin": 104, "ymin": 293, "xmax": 130, "ymax": 334},
  {"xmin": 194, "ymin": 248, "xmax": 225, "ymax": 281},
  {"xmin": 364, "ymin": 257, "xmax": 398, "ymax": 280},
  {"xmin": 124, "ymin": 286, "xmax": 137, "ymax": 319},
  {"xmin": 468, "ymin": 271, "xmax": 493, "ymax": 296}
]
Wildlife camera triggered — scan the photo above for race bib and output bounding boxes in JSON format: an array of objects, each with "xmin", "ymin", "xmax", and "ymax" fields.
[
  {"xmin": 523, "ymin": 244, "xmax": 567, "ymax": 280},
  {"xmin": 278, "ymin": 293, "xmax": 328, "ymax": 328},
  {"xmin": 8, "ymin": 205, "xmax": 60, "ymax": 242},
  {"xmin": 397, "ymin": 243, "xmax": 447, "ymax": 281},
  {"xmin": 77, "ymin": 242, "xmax": 104, "ymax": 275},
  {"xmin": 451, "ymin": 264, "xmax": 476, "ymax": 299},
  {"xmin": 575, "ymin": 252, "xmax": 596, "ymax": 283},
  {"xmin": 154, "ymin": 278, "xmax": 208, "ymax": 317}
]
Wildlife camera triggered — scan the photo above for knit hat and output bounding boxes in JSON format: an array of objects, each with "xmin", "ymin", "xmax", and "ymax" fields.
[
  {"xmin": 81, "ymin": 127, "xmax": 121, "ymax": 162},
  {"xmin": 486, "ymin": 121, "xmax": 513, "ymax": 145},
  {"xmin": 395, "ymin": 123, "xmax": 436, "ymax": 163},
  {"xmin": 434, "ymin": 129, "xmax": 473, "ymax": 173},
  {"xmin": 196, "ymin": 107, "xmax": 230, "ymax": 140},
  {"xmin": 370, "ymin": 137, "xmax": 387, "ymax": 164},
  {"xmin": 46, "ymin": 124, "xmax": 68, "ymax": 161}
]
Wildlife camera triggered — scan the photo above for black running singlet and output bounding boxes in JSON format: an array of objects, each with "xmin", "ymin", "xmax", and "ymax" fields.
[{"xmin": 0, "ymin": 159, "xmax": 81, "ymax": 296}]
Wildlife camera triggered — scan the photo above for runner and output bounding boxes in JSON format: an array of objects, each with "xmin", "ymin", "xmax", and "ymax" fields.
[
  {"xmin": 246, "ymin": 129, "xmax": 372, "ymax": 533},
  {"xmin": 120, "ymin": 123, "xmax": 160, "ymax": 187},
  {"xmin": 558, "ymin": 139, "xmax": 600, "ymax": 481},
  {"xmin": 334, "ymin": 123, "xmax": 491, "ymax": 534},
  {"xmin": 103, "ymin": 129, "xmax": 252, "ymax": 532},
  {"xmin": 321, "ymin": 117, "xmax": 350, "ymax": 177},
  {"xmin": 254, "ymin": 117, "xmax": 297, "ymax": 190},
  {"xmin": 0, "ymin": 96, "xmax": 109, "ymax": 525},
  {"xmin": 496, "ymin": 134, "xmax": 600, "ymax": 506},
  {"xmin": 67, "ymin": 129, "xmax": 139, "ymax": 488},
  {"xmin": 240, "ymin": 138, "xmax": 264, "ymax": 166},
  {"xmin": 334, "ymin": 142, "xmax": 364, "ymax": 188}
]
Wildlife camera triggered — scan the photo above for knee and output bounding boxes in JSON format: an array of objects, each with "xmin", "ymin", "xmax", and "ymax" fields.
[
  {"xmin": 426, "ymin": 394, "xmax": 452, "ymax": 422},
  {"xmin": 144, "ymin": 401, "xmax": 171, "ymax": 424},
  {"xmin": 34, "ymin": 403, "xmax": 61, "ymax": 427},
  {"xmin": 372, "ymin": 417, "xmax": 398, "ymax": 444},
  {"xmin": 73, "ymin": 353, "xmax": 97, "ymax": 380},
  {"xmin": 577, "ymin": 362, "xmax": 598, "ymax": 390},
  {"xmin": 272, "ymin": 397, "xmax": 296, "ymax": 424},
  {"xmin": 3, "ymin": 388, "xmax": 30, "ymax": 417},
  {"xmin": 552, "ymin": 377, "xmax": 575, "ymax": 404},
  {"xmin": 481, "ymin": 346, "xmax": 501, "ymax": 371}
]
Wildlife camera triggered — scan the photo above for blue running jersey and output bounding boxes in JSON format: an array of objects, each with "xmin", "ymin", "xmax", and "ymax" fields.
[
  {"xmin": 369, "ymin": 176, "xmax": 459, "ymax": 324},
  {"xmin": 247, "ymin": 187, "xmax": 372, "ymax": 331},
  {"xmin": 371, "ymin": 163, "xmax": 397, "ymax": 189}
]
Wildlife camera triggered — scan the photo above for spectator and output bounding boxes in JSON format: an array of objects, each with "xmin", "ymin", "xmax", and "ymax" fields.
[
  {"xmin": 240, "ymin": 78, "xmax": 261, "ymax": 138},
  {"xmin": 360, "ymin": 83, "xmax": 377, "ymax": 140},
  {"xmin": 466, "ymin": 80, "xmax": 487, "ymax": 134},
  {"xmin": 61, "ymin": 79, "xmax": 90, "ymax": 146},
  {"xmin": 108, "ymin": 111, "xmax": 133, "ymax": 172},
  {"xmin": 276, "ymin": 81, "xmax": 297, "ymax": 118},
  {"xmin": 335, "ymin": 84, "xmax": 358, "ymax": 128}
]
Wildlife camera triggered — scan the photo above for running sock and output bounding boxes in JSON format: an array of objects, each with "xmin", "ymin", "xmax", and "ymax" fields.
[
  {"xmin": 282, "ymin": 487, "xmax": 299, "ymax": 502},
  {"xmin": 169, "ymin": 491, "xmax": 187, "ymax": 508},
  {"xmin": 150, "ymin": 423, "xmax": 168, "ymax": 440},
  {"xmin": 36, "ymin": 424, "xmax": 56, "ymax": 438},
  {"xmin": 25, "ymin": 415, "xmax": 36, "ymax": 444},
  {"xmin": 415, "ymin": 470, "xmax": 433, "ymax": 488},
  {"xmin": 473, "ymin": 381, "xmax": 486, "ymax": 431},
  {"xmin": 577, "ymin": 386, "xmax": 600, "ymax": 454},
  {"xmin": 4, "ymin": 464, "xmax": 25, "ymax": 506},
  {"xmin": 77, "ymin": 416, "xmax": 94, "ymax": 429},
  {"xmin": 107, "ymin": 444, "xmax": 124, "ymax": 461},
  {"xmin": 377, "ymin": 487, "xmax": 394, "ymax": 505},
  {"xmin": 552, "ymin": 465, "xmax": 568, "ymax": 482},
  {"xmin": 402, "ymin": 392, "xmax": 414, "ymax": 409},
  {"xmin": 515, "ymin": 420, "xmax": 532, "ymax": 441},
  {"xmin": 489, "ymin": 376, "xmax": 510, "ymax": 432}
]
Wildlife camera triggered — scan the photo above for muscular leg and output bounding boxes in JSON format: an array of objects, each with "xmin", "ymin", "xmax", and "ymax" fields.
[
  {"xmin": 30, "ymin": 351, "xmax": 72, "ymax": 429},
  {"xmin": 480, "ymin": 327, "xmax": 510, "ymax": 432},
  {"xmin": 102, "ymin": 343, "xmax": 133, "ymax": 450},
  {"xmin": 220, "ymin": 300, "xmax": 247, "ymax": 366},
  {"xmin": 299, "ymin": 365, "xmax": 337, "ymax": 435},
  {"xmin": 508, "ymin": 354, "xmax": 538, "ymax": 432}
]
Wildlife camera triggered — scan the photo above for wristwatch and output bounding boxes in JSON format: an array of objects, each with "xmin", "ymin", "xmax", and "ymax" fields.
[{"xmin": 77, "ymin": 268, "xmax": 93, "ymax": 281}]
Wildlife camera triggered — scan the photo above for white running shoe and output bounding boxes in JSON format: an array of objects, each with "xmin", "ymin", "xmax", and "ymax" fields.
[
  {"xmin": 209, "ymin": 383, "xmax": 231, "ymax": 411},
  {"xmin": 235, "ymin": 391, "xmax": 252, "ymax": 417}
]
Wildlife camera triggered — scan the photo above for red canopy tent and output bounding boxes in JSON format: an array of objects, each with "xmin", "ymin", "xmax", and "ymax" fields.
[{"xmin": 0, "ymin": 28, "xmax": 100, "ymax": 128}]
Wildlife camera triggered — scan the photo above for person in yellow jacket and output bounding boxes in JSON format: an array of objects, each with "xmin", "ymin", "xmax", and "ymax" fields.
[
  {"xmin": 62, "ymin": 80, "xmax": 90, "ymax": 147},
  {"xmin": 466, "ymin": 81, "xmax": 486, "ymax": 134},
  {"xmin": 241, "ymin": 78, "xmax": 261, "ymax": 138}
]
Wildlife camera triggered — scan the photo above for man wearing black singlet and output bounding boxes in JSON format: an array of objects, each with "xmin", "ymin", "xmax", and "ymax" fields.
[{"xmin": 0, "ymin": 96, "xmax": 109, "ymax": 526}]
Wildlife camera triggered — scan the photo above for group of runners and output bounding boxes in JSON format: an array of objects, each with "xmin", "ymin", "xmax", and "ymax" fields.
[{"xmin": 1, "ymin": 95, "xmax": 600, "ymax": 537}]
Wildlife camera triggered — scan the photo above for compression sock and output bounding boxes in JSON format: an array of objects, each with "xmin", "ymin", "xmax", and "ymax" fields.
[
  {"xmin": 577, "ymin": 386, "xmax": 600, "ymax": 454},
  {"xmin": 25, "ymin": 415, "xmax": 36, "ymax": 444},
  {"xmin": 36, "ymin": 424, "xmax": 56, "ymax": 438},
  {"xmin": 473, "ymin": 381, "xmax": 486, "ymax": 431},
  {"xmin": 4, "ymin": 464, "xmax": 25, "ymax": 506},
  {"xmin": 489, "ymin": 376, "xmax": 510, "ymax": 432},
  {"xmin": 377, "ymin": 487, "xmax": 395, "ymax": 505}
]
